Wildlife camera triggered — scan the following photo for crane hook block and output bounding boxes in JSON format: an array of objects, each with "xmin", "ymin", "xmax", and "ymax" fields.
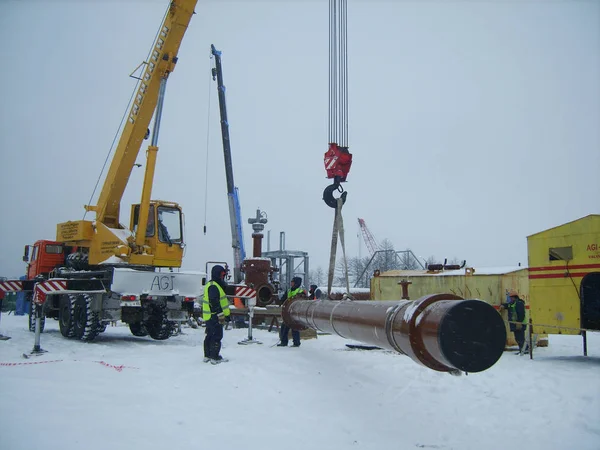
[
  {"xmin": 324, "ymin": 143, "xmax": 353, "ymax": 182},
  {"xmin": 323, "ymin": 142, "xmax": 352, "ymax": 208},
  {"xmin": 323, "ymin": 183, "xmax": 347, "ymax": 209}
]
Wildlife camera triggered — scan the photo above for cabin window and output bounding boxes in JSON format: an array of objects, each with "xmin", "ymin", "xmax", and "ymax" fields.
[
  {"xmin": 132, "ymin": 205, "xmax": 155, "ymax": 237},
  {"xmin": 145, "ymin": 205, "xmax": 156, "ymax": 237},
  {"xmin": 45, "ymin": 244, "xmax": 63, "ymax": 254},
  {"xmin": 549, "ymin": 246, "xmax": 572, "ymax": 261},
  {"xmin": 157, "ymin": 206, "xmax": 182, "ymax": 244}
]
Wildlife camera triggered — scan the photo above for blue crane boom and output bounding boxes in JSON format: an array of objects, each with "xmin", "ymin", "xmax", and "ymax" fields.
[{"xmin": 211, "ymin": 44, "xmax": 246, "ymax": 284}]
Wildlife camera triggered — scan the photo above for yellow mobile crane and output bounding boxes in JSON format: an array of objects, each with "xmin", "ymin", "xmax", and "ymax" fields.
[
  {"xmin": 1, "ymin": 0, "xmax": 203, "ymax": 342},
  {"xmin": 58, "ymin": 0, "xmax": 197, "ymax": 268}
]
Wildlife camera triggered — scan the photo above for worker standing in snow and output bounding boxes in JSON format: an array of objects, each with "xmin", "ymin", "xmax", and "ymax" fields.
[
  {"xmin": 277, "ymin": 277, "xmax": 307, "ymax": 347},
  {"xmin": 500, "ymin": 290, "xmax": 527, "ymax": 354},
  {"xmin": 202, "ymin": 265, "xmax": 231, "ymax": 364}
]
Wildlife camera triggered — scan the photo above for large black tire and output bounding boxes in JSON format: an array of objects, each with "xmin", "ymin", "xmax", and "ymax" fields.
[
  {"xmin": 129, "ymin": 322, "xmax": 148, "ymax": 337},
  {"xmin": 58, "ymin": 295, "xmax": 75, "ymax": 338},
  {"xmin": 28, "ymin": 300, "xmax": 45, "ymax": 333},
  {"xmin": 66, "ymin": 252, "xmax": 89, "ymax": 271},
  {"xmin": 144, "ymin": 302, "xmax": 175, "ymax": 341},
  {"xmin": 72, "ymin": 294, "xmax": 101, "ymax": 342}
]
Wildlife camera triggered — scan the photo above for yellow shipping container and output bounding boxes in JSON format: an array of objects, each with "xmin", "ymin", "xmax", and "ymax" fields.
[
  {"xmin": 370, "ymin": 266, "xmax": 528, "ymax": 304},
  {"xmin": 527, "ymin": 214, "xmax": 600, "ymax": 336}
]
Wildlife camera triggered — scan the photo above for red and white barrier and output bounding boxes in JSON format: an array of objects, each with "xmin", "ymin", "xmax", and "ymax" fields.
[
  {"xmin": 234, "ymin": 286, "xmax": 257, "ymax": 299},
  {"xmin": 0, "ymin": 280, "xmax": 24, "ymax": 293},
  {"xmin": 33, "ymin": 280, "xmax": 69, "ymax": 305},
  {"xmin": 0, "ymin": 279, "xmax": 69, "ymax": 296},
  {"xmin": 35, "ymin": 280, "xmax": 68, "ymax": 294}
]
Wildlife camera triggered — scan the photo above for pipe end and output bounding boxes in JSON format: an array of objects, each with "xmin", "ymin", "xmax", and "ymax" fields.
[{"xmin": 439, "ymin": 300, "xmax": 506, "ymax": 373}]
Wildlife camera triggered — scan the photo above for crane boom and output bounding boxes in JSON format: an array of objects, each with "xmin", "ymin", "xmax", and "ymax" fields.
[
  {"xmin": 211, "ymin": 44, "xmax": 246, "ymax": 284},
  {"xmin": 90, "ymin": 0, "xmax": 197, "ymax": 227},
  {"xmin": 358, "ymin": 218, "xmax": 378, "ymax": 257},
  {"xmin": 56, "ymin": 0, "xmax": 198, "ymax": 268}
]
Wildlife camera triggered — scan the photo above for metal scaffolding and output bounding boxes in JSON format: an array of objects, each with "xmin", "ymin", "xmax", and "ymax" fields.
[{"xmin": 262, "ymin": 231, "xmax": 310, "ymax": 295}]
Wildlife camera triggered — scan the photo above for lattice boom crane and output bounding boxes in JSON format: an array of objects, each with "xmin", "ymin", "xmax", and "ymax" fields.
[{"xmin": 358, "ymin": 218, "xmax": 379, "ymax": 257}]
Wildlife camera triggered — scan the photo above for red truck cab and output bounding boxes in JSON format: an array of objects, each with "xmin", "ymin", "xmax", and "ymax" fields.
[{"xmin": 24, "ymin": 240, "xmax": 66, "ymax": 279}]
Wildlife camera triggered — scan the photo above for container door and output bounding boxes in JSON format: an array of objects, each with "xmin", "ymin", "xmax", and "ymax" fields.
[{"xmin": 580, "ymin": 272, "xmax": 600, "ymax": 331}]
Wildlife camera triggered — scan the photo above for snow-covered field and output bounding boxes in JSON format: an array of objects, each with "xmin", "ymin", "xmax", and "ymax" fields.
[{"xmin": 0, "ymin": 313, "xmax": 598, "ymax": 450}]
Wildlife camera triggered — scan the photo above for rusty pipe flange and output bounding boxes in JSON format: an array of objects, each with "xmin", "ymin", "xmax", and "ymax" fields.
[
  {"xmin": 400, "ymin": 293, "xmax": 463, "ymax": 372},
  {"xmin": 397, "ymin": 294, "xmax": 506, "ymax": 373},
  {"xmin": 254, "ymin": 283, "xmax": 275, "ymax": 307}
]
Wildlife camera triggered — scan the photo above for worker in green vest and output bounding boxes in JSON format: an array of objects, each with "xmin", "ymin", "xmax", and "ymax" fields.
[
  {"xmin": 277, "ymin": 276, "xmax": 307, "ymax": 347},
  {"xmin": 202, "ymin": 265, "xmax": 231, "ymax": 364},
  {"xmin": 500, "ymin": 289, "xmax": 527, "ymax": 354}
]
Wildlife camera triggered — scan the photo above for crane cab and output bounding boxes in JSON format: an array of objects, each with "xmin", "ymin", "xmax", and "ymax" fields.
[
  {"xmin": 23, "ymin": 240, "xmax": 67, "ymax": 279},
  {"xmin": 130, "ymin": 201, "xmax": 184, "ymax": 268}
]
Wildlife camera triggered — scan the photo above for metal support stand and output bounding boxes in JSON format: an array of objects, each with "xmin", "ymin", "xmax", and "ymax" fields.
[
  {"xmin": 174, "ymin": 321, "xmax": 183, "ymax": 336},
  {"xmin": 582, "ymin": 330, "xmax": 587, "ymax": 357},
  {"xmin": 528, "ymin": 318, "xmax": 533, "ymax": 360},
  {"xmin": 238, "ymin": 297, "xmax": 262, "ymax": 345},
  {"xmin": 23, "ymin": 304, "xmax": 47, "ymax": 358}
]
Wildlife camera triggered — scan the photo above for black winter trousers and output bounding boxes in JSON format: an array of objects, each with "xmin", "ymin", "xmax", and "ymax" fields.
[
  {"xmin": 513, "ymin": 328, "xmax": 526, "ymax": 351},
  {"xmin": 280, "ymin": 323, "xmax": 300, "ymax": 346},
  {"xmin": 204, "ymin": 318, "xmax": 224, "ymax": 359}
]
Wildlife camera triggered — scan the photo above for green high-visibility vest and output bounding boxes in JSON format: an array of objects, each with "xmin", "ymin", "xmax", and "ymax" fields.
[
  {"xmin": 508, "ymin": 300, "xmax": 527, "ymax": 324},
  {"xmin": 288, "ymin": 287, "xmax": 305, "ymax": 299},
  {"xmin": 202, "ymin": 281, "xmax": 230, "ymax": 321}
]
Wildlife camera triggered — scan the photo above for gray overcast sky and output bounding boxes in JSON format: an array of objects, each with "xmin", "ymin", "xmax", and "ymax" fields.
[{"xmin": 0, "ymin": 0, "xmax": 598, "ymax": 279}]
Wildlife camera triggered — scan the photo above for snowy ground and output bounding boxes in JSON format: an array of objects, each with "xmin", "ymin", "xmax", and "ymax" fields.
[{"xmin": 0, "ymin": 313, "xmax": 598, "ymax": 450}]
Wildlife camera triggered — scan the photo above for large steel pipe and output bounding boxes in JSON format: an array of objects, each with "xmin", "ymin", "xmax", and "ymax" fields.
[{"xmin": 282, "ymin": 294, "xmax": 506, "ymax": 373}]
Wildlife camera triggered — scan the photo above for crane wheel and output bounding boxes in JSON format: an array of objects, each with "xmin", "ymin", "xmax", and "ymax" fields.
[
  {"xmin": 145, "ymin": 302, "xmax": 175, "ymax": 340},
  {"xmin": 72, "ymin": 294, "xmax": 101, "ymax": 342},
  {"xmin": 129, "ymin": 322, "xmax": 148, "ymax": 337},
  {"xmin": 58, "ymin": 295, "xmax": 75, "ymax": 338}
]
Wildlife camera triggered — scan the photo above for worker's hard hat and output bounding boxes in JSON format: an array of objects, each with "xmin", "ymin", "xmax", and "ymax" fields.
[{"xmin": 507, "ymin": 289, "xmax": 519, "ymax": 298}]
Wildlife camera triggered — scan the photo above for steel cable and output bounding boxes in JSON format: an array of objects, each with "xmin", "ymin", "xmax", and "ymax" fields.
[
  {"xmin": 327, "ymin": 0, "xmax": 350, "ymax": 296},
  {"xmin": 203, "ymin": 49, "xmax": 214, "ymax": 235}
]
